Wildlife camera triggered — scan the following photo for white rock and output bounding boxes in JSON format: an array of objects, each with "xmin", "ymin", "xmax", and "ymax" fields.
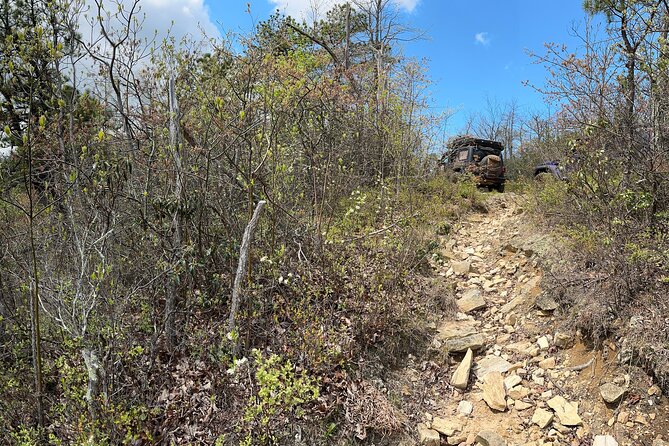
[
  {"xmin": 531, "ymin": 407, "xmax": 554, "ymax": 429},
  {"xmin": 504, "ymin": 375, "xmax": 522, "ymax": 390},
  {"xmin": 432, "ymin": 417, "xmax": 461, "ymax": 436},
  {"xmin": 547, "ymin": 395, "xmax": 582, "ymax": 426},
  {"xmin": 593, "ymin": 435, "xmax": 619, "ymax": 446},
  {"xmin": 537, "ymin": 336, "xmax": 550, "ymax": 350},
  {"xmin": 451, "ymin": 349, "xmax": 474, "ymax": 390},
  {"xmin": 475, "ymin": 356, "xmax": 513, "ymax": 378}
]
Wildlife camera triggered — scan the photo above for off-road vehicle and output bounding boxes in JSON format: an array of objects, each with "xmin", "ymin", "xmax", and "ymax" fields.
[
  {"xmin": 533, "ymin": 160, "xmax": 567, "ymax": 181},
  {"xmin": 440, "ymin": 136, "xmax": 506, "ymax": 192}
]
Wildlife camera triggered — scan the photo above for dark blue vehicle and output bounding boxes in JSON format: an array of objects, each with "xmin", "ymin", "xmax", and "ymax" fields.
[{"xmin": 533, "ymin": 161, "xmax": 567, "ymax": 181}]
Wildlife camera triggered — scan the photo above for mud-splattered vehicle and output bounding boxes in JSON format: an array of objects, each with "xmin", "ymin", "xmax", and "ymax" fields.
[{"xmin": 440, "ymin": 136, "xmax": 506, "ymax": 192}]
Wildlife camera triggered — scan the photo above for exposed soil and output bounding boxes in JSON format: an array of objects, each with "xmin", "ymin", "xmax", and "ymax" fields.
[{"xmin": 386, "ymin": 193, "xmax": 668, "ymax": 446}]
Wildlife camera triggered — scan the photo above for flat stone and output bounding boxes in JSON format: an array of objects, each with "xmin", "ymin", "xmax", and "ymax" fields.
[
  {"xmin": 537, "ymin": 336, "xmax": 550, "ymax": 350},
  {"xmin": 593, "ymin": 435, "xmax": 619, "ymax": 446},
  {"xmin": 481, "ymin": 372, "xmax": 507, "ymax": 412},
  {"xmin": 504, "ymin": 374, "xmax": 522, "ymax": 390},
  {"xmin": 475, "ymin": 430, "xmax": 507, "ymax": 446},
  {"xmin": 532, "ymin": 407, "xmax": 554, "ymax": 429},
  {"xmin": 452, "ymin": 260, "xmax": 471, "ymax": 275},
  {"xmin": 457, "ymin": 289, "xmax": 487, "ymax": 313},
  {"xmin": 444, "ymin": 333, "xmax": 487, "ymax": 353},
  {"xmin": 475, "ymin": 356, "xmax": 513, "ymax": 378},
  {"xmin": 554, "ymin": 331, "xmax": 574, "ymax": 349},
  {"xmin": 539, "ymin": 357, "xmax": 556, "ymax": 369},
  {"xmin": 507, "ymin": 385, "xmax": 530, "ymax": 400},
  {"xmin": 418, "ymin": 425, "xmax": 440, "ymax": 446},
  {"xmin": 437, "ymin": 321, "xmax": 488, "ymax": 353},
  {"xmin": 458, "ymin": 400, "xmax": 474, "ymax": 416},
  {"xmin": 437, "ymin": 320, "xmax": 477, "ymax": 339},
  {"xmin": 547, "ymin": 395, "xmax": 582, "ymax": 426},
  {"xmin": 448, "ymin": 434, "xmax": 468, "ymax": 445},
  {"xmin": 500, "ymin": 295, "xmax": 525, "ymax": 314},
  {"xmin": 536, "ymin": 294, "xmax": 559, "ymax": 311},
  {"xmin": 451, "ymin": 348, "xmax": 474, "ymax": 389},
  {"xmin": 514, "ymin": 400, "xmax": 533, "ymax": 410},
  {"xmin": 432, "ymin": 417, "xmax": 461, "ymax": 436},
  {"xmin": 600, "ymin": 383, "xmax": 627, "ymax": 404},
  {"xmin": 505, "ymin": 341, "xmax": 535, "ymax": 356}
]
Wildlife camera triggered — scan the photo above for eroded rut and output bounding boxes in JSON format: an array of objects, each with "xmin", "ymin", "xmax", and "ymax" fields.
[{"xmin": 392, "ymin": 194, "xmax": 668, "ymax": 446}]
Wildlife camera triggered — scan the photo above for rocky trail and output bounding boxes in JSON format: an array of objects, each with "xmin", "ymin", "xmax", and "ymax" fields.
[{"xmin": 391, "ymin": 194, "xmax": 669, "ymax": 446}]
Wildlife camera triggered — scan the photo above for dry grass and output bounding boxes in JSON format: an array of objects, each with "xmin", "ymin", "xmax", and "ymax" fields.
[{"xmin": 344, "ymin": 379, "xmax": 407, "ymax": 441}]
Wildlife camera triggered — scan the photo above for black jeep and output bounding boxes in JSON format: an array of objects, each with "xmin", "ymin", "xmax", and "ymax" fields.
[{"xmin": 440, "ymin": 136, "xmax": 506, "ymax": 192}]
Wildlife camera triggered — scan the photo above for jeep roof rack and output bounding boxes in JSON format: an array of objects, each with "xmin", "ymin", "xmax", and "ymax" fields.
[{"xmin": 447, "ymin": 135, "xmax": 504, "ymax": 151}]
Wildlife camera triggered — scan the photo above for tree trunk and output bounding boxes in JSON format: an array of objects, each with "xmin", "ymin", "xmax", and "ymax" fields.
[
  {"xmin": 227, "ymin": 200, "xmax": 266, "ymax": 352},
  {"xmin": 165, "ymin": 74, "xmax": 182, "ymax": 351},
  {"xmin": 82, "ymin": 348, "xmax": 106, "ymax": 422}
]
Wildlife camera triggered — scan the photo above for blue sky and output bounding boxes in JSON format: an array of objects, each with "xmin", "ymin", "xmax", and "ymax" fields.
[{"xmin": 131, "ymin": 0, "xmax": 597, "ymax": 132}]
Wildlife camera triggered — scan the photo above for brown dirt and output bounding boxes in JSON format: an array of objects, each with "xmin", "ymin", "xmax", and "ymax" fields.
[{"xmin": 384, "ymin": 192, "xmax": 669, "ymax": 446}]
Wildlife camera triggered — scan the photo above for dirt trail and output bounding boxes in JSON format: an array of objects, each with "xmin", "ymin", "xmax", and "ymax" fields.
[{"xmin": 393, "ymin": 193, "xmax": 669, "ymax": 446}]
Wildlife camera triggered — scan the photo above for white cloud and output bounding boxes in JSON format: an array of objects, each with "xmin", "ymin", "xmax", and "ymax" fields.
[
  {"xmin": 71, "ymin": 0, "xmax": 220, "ymax": 94},
  {"xmin": 474, "ymin": 32, "xmax": 490, "ymax": 46},
  {"xmin": 79, "ymin": 0, "xmax": 220, "ymax": 45},
  {"xmin": 268, "ymin": 0, "xmax": 420, "ymax": 21}
]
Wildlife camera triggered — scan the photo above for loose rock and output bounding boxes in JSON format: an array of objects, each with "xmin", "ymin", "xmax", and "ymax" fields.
[
  {"xmin": 554, "ymin": 331, "xmax": 574, "ymax": 349},
  {"xmin": 547, "ymin": 395, "xmax": 582, "ymax": 426},
  {"xmin": 451, "ymin": 348, "xmax": 474, "ymax": 390},
  {"xmin": 475, "ymin": 430, "xmax": 507, "ymax": 446},
  {"xmin": 535, "ymin": 293, "xmax": 559, "ymax": 311},
  {"xmin": 475, "ymin": 356, "xmax": 513, "ymax": 378},
  {"xmin": 481, "ymin": 371, "xmax": 507, "ymax": 412},
  {"xmin": 504, "ymin": 374, "xmax": 522, "ymax": 390},
  {"xmin": 458, "ymin": 400, "xmax": 474, "ymax": 416},
  {"xmin": 444, "ymin": 333, "xmax": 487, "ymax": 353},
  {"xmin": 457, "ymin": 289, "xmax": 487, "ymax": 313},
  {"xmin": 431, "ymin": 417, "xmax": 461, "ymax": 436},
  {"xmin": 505, "ymin": 341, "xmax": 536, "ymax": 357},
  {"xmin": 593, "ymin": 435, "xmax": 619, "ymax": 446},
  {"xmin": 514, "ymin": 400, "xmax": 533, "ymax": 410},
  {"xmin": 437, "ymin": 321, "xmax": 487, "ymax": 352},
  {"xmin": 538, "ymin": 357, "xmax": 556, "ymax": 370},
  {"xmin": 599, "ymin": 383, "xmax": 627, "ymax": 404},
  {"xmin": 417, "ymin": 425, "xmax": 440, "ymax": 446},
  {"xmin": 507, "ymin": 385, "xmax": 530, "ymax": 400},
  {"xmin": 452, "ymin": 260, "xmax": 471, "ymax": 275},
  {"xmin": 531, "ymin": 407, "xmax": 554, "ymax": 429}
]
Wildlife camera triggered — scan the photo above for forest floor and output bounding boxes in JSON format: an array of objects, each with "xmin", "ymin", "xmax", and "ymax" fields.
[{"xmin": 386, "ymin": 192, "xmax": 668, "ymax": 446}]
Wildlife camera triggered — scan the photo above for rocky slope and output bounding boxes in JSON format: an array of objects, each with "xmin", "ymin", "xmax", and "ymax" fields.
[{"xmin": 389, "ymin": 193, "xmax": 668, "ymax": 446}]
